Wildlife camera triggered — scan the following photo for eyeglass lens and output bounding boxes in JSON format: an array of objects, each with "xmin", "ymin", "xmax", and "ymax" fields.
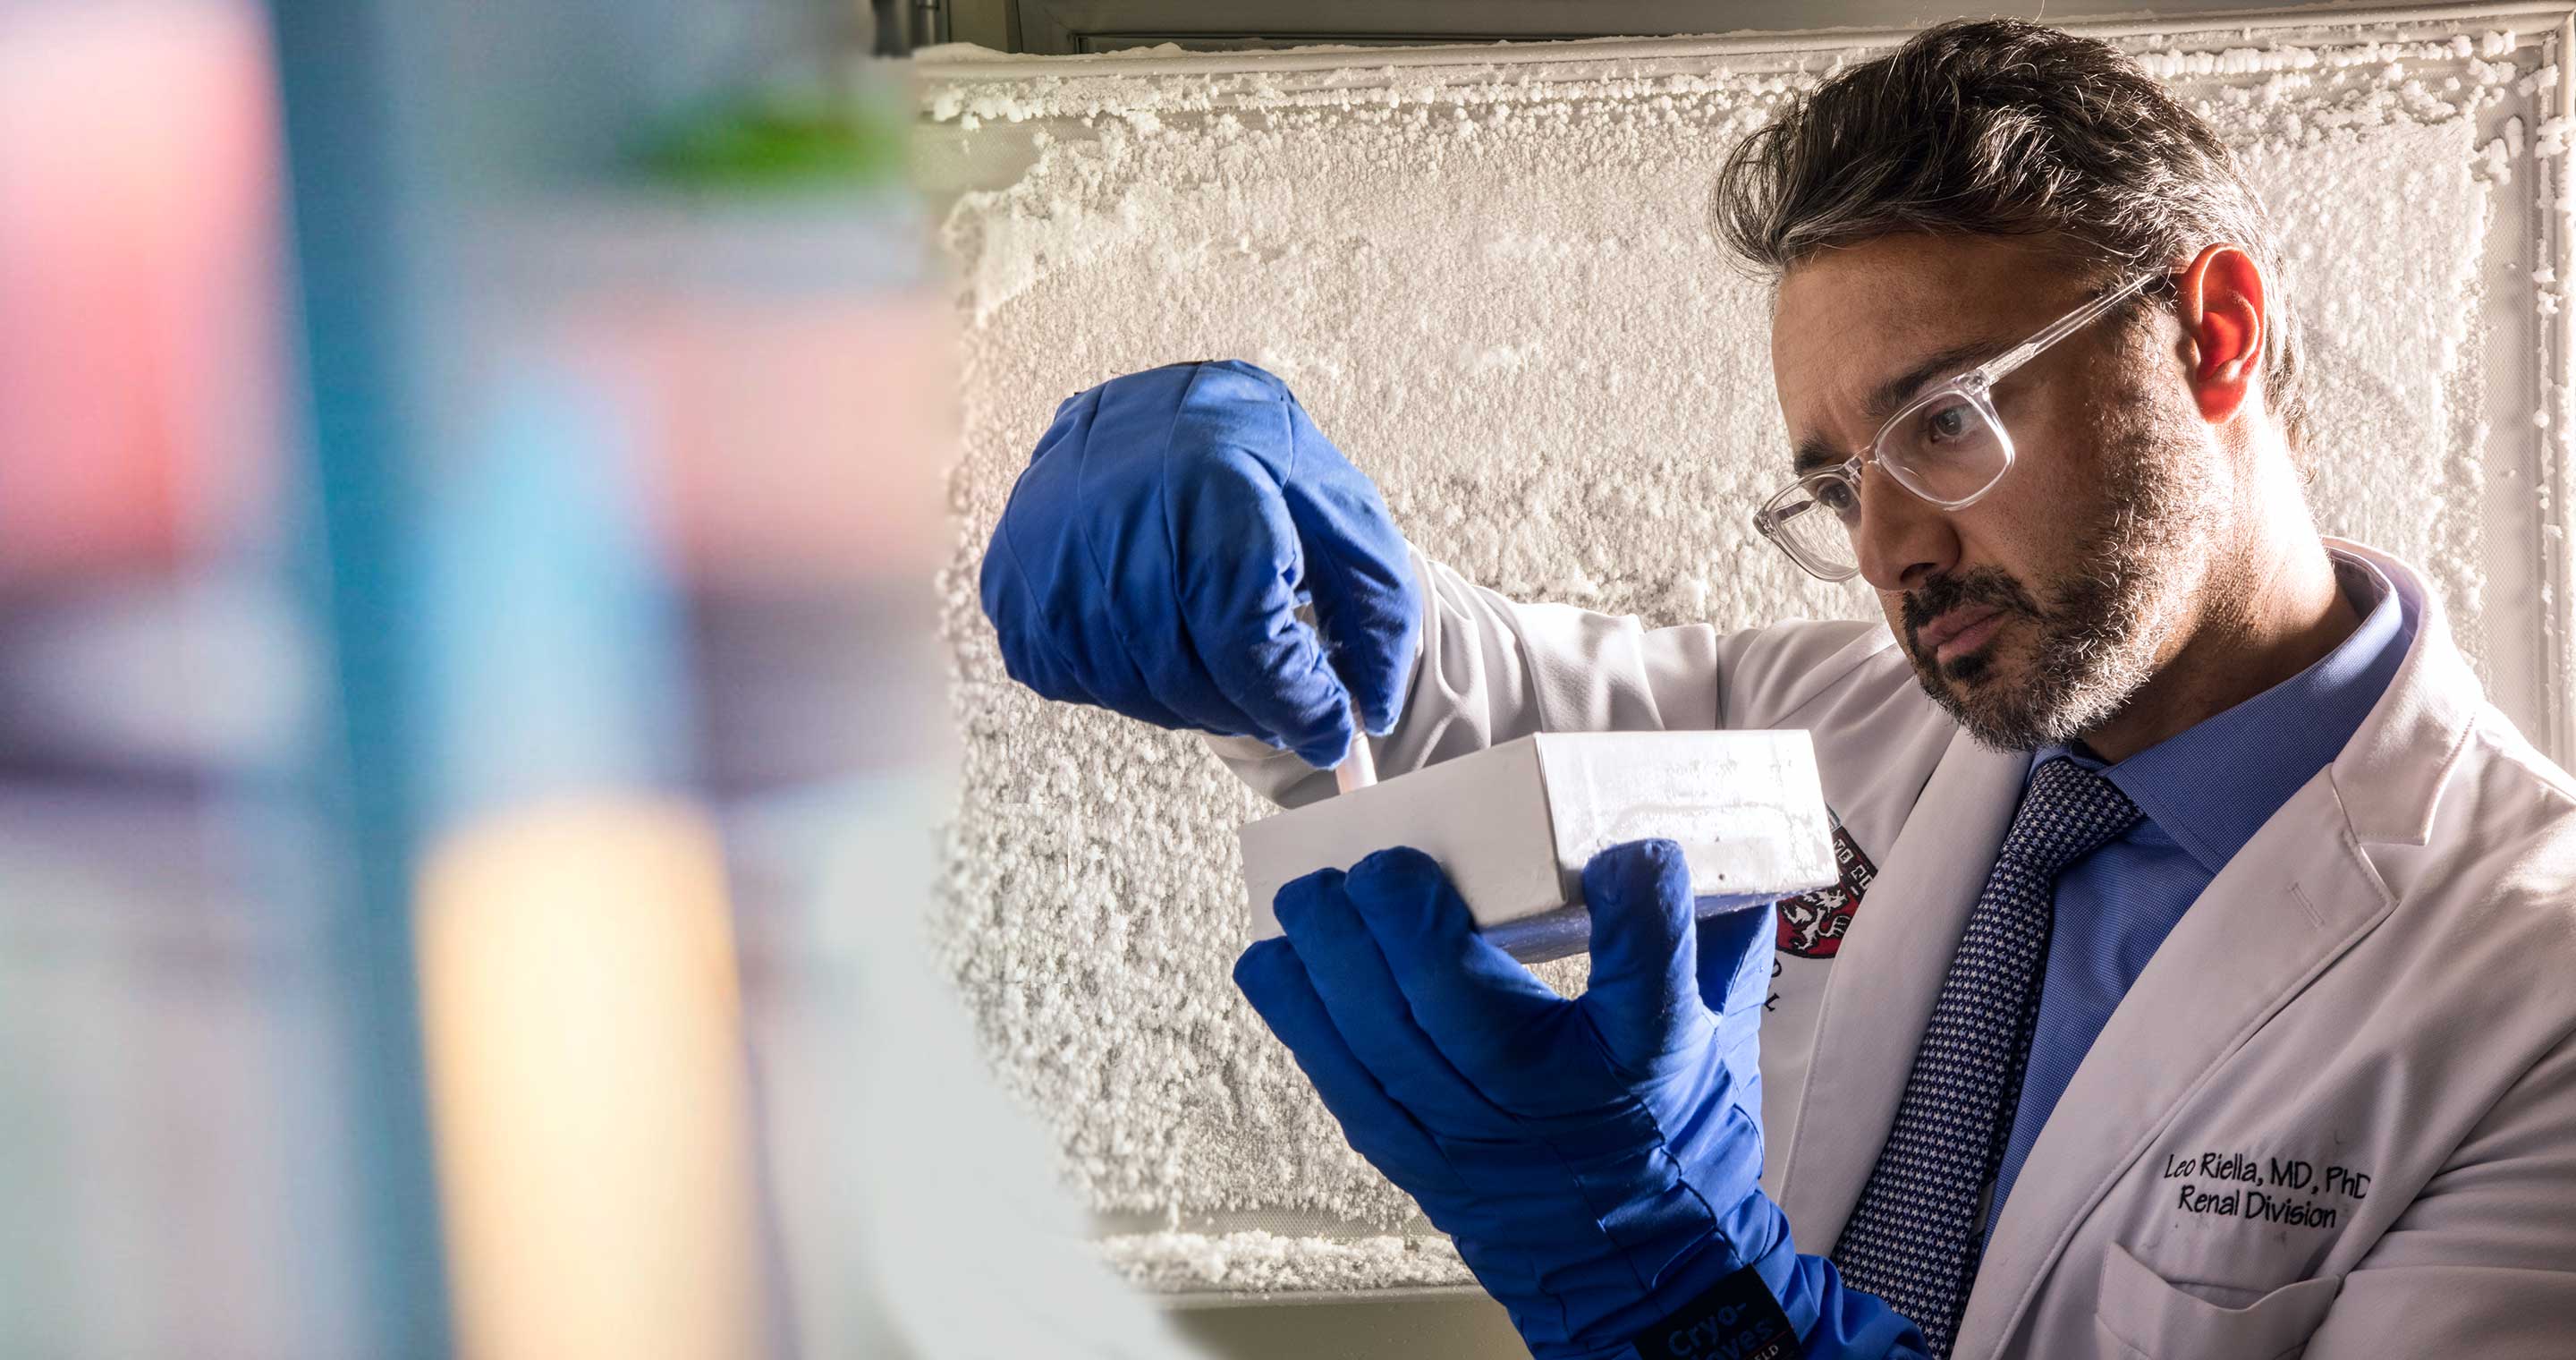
[{"xmin": 1767, "ymin": 388, "xmax": 2012, "ymax": 578}]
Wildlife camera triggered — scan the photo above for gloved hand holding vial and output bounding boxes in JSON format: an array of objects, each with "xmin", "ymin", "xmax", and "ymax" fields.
[{"xmin": 980, "ymin": 359, "xmax": 1843, "ymax": 958}]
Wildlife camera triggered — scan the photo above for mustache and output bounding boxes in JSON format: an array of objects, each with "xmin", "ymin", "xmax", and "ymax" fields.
[{"xmin": 1901, "ymin": 570, "xmax": 2043, "ymax": 647}]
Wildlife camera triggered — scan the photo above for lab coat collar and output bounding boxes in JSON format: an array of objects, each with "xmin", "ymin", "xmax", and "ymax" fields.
[{"xmin": 2317, "ymin": 539, "xmax": 2486, "ymax": 847}]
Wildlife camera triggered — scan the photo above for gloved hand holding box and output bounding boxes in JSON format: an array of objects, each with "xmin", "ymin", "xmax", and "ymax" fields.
[{"xmin": 1234, "ymin": 839, "xmax": 1928, "ymax": 1360}]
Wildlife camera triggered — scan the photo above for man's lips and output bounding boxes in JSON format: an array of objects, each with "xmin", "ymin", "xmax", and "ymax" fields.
[{"xmin": 1917, "ymin": 605, "xmax": 2007, "ymax": 663}]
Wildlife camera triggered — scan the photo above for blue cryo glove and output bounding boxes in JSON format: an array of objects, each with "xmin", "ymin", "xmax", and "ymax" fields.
[
  {"xmin": 1233, "ymin": 841, "xmax": 1928, "ymax": 1360},
  {"xmin": 979, "ymin": 361, "xmax": 1419, "ymax": 769}
]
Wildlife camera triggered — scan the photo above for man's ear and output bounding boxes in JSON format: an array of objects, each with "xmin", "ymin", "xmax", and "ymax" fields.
[{"xmin": 2174, "ymin": 242, "xmax": 2267, "ymax": 425}]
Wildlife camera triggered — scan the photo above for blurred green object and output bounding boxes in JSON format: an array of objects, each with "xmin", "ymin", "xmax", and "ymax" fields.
[{"xmin": 644, "ymin": 93, "xmax": 907, "ymax": 191}]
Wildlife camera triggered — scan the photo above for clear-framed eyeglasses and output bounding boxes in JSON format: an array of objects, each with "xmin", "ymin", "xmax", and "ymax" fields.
[{"xmin": 1751, "ymin": 271, "xmax": 2167, "ymax": 583}]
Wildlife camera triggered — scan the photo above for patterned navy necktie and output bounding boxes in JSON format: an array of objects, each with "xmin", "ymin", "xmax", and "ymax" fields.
[{"xmin": 1830, "ymin": 757, "xmax": 2141, "ymax": 1356}]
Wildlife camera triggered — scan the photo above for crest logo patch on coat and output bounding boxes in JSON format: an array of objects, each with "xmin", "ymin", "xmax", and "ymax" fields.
[{"xmin": 1775, "ymin": 815, "xmax": 1877, "ymax": 958}]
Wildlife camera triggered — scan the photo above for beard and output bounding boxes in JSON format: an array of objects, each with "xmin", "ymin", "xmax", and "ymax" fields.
[{"xmin": 1897, "ymin": 423, "xmax": 2224, "ymax": 752}]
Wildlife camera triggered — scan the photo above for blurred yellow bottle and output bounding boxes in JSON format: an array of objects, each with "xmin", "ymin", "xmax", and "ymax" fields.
[{"xmin": 415, "ymin": 798, "xmax": 760, "ymax": 1360}]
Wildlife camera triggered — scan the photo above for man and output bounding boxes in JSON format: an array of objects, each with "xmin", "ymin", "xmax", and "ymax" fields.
[{"xmin": 979, "ymin": 19, "xmax": 2576, "ymax": 1359}]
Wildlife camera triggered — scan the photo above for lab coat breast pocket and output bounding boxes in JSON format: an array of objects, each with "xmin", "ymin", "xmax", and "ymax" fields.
[{"xmin": 2092, "ymin": 1242, "xmax": 2343, "ymax": 1360}]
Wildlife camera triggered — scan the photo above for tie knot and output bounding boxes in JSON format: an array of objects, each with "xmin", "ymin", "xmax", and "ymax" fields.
[{"xmin": 2003, "ymin": 757, "xmax": 2142, "ymax": 880}]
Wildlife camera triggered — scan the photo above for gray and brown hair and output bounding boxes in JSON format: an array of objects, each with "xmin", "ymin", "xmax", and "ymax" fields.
[{"xmin": 1711, "ymin": 19, "xmax": 2309, "ymax": 449}]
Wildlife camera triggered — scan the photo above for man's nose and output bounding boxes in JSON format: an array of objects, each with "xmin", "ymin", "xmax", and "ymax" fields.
[{"xmin": 1852, "ymin": 462, "xmax": 1960, "ymax": 592}]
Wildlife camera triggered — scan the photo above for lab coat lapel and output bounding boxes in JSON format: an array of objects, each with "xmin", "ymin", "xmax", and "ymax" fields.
[
  {"xmin": 1950, "ymin": 778, "xmax": 2394, "ymax": 1357},
  {"xmin": 1775, "ymin": 728, "xmax": 2030, "ymax": 1245}
]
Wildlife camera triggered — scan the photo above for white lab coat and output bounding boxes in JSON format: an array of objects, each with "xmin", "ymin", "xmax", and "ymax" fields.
[{"xmin": 1211, "ymin": 538, "xmax": 2576, "ymax": 1358}]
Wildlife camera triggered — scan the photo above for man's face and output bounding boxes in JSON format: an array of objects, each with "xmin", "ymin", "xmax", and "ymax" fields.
[{"xmin": 1769, "ymin": 234, "xmax": 2236, "ymax": 751}]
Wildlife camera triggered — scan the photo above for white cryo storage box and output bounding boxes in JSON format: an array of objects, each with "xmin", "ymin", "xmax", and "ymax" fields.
[{"xmin": 1238, "ymin": 730, "xmax": 1837, "ymax": 962}]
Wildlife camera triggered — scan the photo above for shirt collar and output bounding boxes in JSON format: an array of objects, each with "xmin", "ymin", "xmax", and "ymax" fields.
[{"xmin": 2034, "ymin": 549, "xmax": 2416, "ymax": 874}]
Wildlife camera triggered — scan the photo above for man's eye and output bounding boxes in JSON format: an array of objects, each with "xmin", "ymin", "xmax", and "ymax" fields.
[
  {"xmin": 1926, "ymin": 403, "xmax": 1970, "ymax": 443},
  {"xmin": 1815, "ymin": 479, "xmax": 1859, "ymax": 515}
]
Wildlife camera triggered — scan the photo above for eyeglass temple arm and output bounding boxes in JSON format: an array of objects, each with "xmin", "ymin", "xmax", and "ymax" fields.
[{"xmin": 1978, "ymin": 272, "xmax": 2164, "ymax": 384}]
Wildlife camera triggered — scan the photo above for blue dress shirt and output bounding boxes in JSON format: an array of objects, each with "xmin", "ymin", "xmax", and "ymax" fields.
[{"xmin": 1980, "ymin": 551, "xmax": 2417, "ymax": 1242}]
